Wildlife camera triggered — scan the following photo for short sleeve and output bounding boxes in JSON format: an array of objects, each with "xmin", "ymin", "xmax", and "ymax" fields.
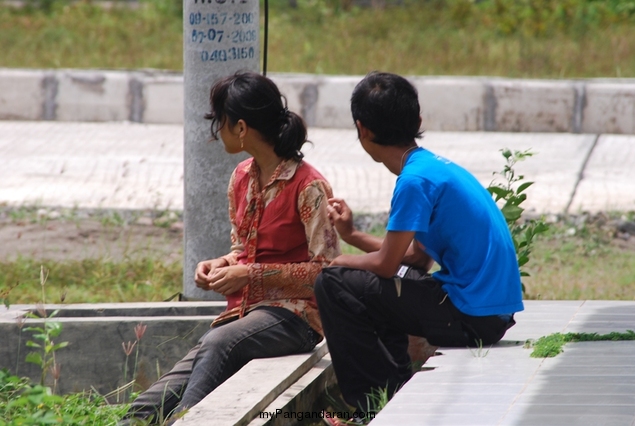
[{"xmin": 387, "ymin": 173, "xmax": 434, "ymax": 233}]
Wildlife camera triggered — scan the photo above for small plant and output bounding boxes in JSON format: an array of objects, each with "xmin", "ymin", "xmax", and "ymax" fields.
[
  {"xmin": 22, "ymin": 267, "xmax": 69, "ymax": 389},
  {"xmin": 119, "ymin": 322, "xmax": 147, "ymax": 402},
  {"xmin": 468, "ymin": 338, "xmax": 491, "ymax": 358},
  {"xmin": 487, "ymin": 148, "xmax": 550, "ymax": 293},
  {"xmin": 0, "ymin": 368, "xmax": 129, "ymax": 424},
  {"xmin": 526, "ymin": 330, "xmax": 635, "ymax": 358}
]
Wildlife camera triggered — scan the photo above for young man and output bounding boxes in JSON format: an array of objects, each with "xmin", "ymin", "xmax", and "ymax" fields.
[{"xmin": 315, "ymin": 72, "xmax": 524, "ymax": 411}]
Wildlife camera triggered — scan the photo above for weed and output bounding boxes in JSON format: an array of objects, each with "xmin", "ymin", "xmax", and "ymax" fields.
[
  {"xmin": 487, "ymin": 148, "xmax": 550, "ymax": 293},
  {"xmin": 526, "ymin": 330, "xmax": 635, "ymax": 358},
  {"xmin": 22, "ymin": 267, "xmax": 69, "ymax": 388},
  {"xmin": 468, "ymin": 339, "xmax": 491, "ymax": 358},
  {"xmin": 0, "ymin": 369, "xmax": 129, "ymax": 424},
  {"xmin": 119, "ymin": 322, "xmax": 147, "ymax": 402}
]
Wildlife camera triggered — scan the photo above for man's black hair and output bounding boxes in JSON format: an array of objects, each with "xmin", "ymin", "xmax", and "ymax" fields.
[{"xmin": 351, "ymin": 71, "xmax": 423, "ymax": 147}]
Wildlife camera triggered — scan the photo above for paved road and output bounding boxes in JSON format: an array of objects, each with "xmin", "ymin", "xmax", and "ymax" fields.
[{"xmin": 2, "ymin": 121, "xmax": 635, "ymax": 214}]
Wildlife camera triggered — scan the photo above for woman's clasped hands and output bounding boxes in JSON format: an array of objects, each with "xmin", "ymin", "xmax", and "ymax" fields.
[{"xmin": 195, "ymin": 258, "xmax": 249, "ymax": 296}]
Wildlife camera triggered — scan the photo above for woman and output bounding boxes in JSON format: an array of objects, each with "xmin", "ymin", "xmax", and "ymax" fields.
[{"xmin": 120, "ymin": 71, "xmax": 340, "ymax": 424}]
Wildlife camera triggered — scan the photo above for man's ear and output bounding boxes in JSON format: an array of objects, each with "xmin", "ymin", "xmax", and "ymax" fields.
[{"xmin": 355, "ymin": 120, "xmax": 372, "ymax": 141}]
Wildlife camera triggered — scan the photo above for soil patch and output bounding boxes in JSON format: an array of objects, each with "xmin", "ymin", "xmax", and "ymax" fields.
[{"xmin": 0, "ymin": 207, "xmax": 183, "ymax": 262}]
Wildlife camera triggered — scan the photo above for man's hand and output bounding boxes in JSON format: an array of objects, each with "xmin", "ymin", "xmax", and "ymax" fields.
[
  {"xmin": 194, "ymin": 258, "xmax": 229, "ymax": 290},
  {"xmin": 327, "ymin": 198, "xmax": 355, "ymax": 242}
]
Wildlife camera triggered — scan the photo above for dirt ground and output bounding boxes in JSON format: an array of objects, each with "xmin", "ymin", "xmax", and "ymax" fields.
[
  {"xmin": 0, "ymin": 208, "xmax": 184, "ymax": 262},
  {"xmin": 2, "ymin": 207, "xmax": 635, "ymax": 262}
]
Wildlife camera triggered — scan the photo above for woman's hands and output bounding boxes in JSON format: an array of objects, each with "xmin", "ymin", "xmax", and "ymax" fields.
[{"xmin": 195, "ymin": 258, "xmax": 249, "ymax": 296}]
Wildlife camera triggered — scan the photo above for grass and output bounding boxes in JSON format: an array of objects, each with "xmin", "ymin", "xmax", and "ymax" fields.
[
  {"xmin": 0, "ymin": 257, "xmax": 183, "ymax": 305},
  {"xmin": 0, "ymin": 369, "xmax": 129, "ymax": 425},
  {"xmin": 1, "ymin": 0, "xmax": 634, "ymax": 78},
  {"xmin": 523, "ymin": 214, "xmax": 635, "ymax": 300},
  {"xmin": 526, "ymin": 330, "xmax": 635, "ymax": 357},
  {"xmin": 5, "ymin": 214, "xmax": 632, "ymax": 306}
]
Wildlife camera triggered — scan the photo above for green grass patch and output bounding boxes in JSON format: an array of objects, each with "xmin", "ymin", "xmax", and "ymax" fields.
[
  {"xmin": 0, "ymin": 369, "xmax": 128, "ymax": 426},
  {"xmin": 524, "ymin": 216, "xmax": 635, "ymax": 300},
  {"xmin": 1, "ymin": 257, "xmax": 182, "ymax": 305},
  {"xmin": 526, "ymin": 330, "xmax": 635, "ymax": 357},
  {"xmin": 1, "ymin": 0, "xmax": 635, "ymax": 77}
]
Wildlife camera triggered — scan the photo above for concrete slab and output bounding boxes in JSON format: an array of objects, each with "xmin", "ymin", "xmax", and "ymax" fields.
[
  {"xmin": 1, "ymin": 121, "xmax": 633, "ymax": 215},
  {"xmin": 247, "ymin": 354, "xmax": 335, "ymax": 426},
  {"xmin": 583, "ymin": 82, "xmax": 635, "ymax": 135},
  {"xmin": 0, "ymin": 121, "xmax": 183, "ymax": 210},
  {"xmin": 570, "ymin": 134, "xmax": 635, "ymax": 212},
  {"xmin": 143, "ymin": 75, "xmax": 184, "ymax": 124},
  {"xmin": 491, "ymin": 79, "xmax": 576, "ymax": 133},
  {"xmin": 412, "ymin": 77, "xmax": 486, "ymax": 131},
  {"xmin": 56, "ymin": 71, "xmax": 130, "ymax": 122},
  {"xmin": 174, "ymin": 341, "xmax": 329, "ymax": 426},
  {"xmin": 313, "ymin": 76, "xmax": 359, "ymax": 129},
  {"xmin": 369, "ymin": 301, "xmax": 635, "ymax": 426},
  {"xmin": 0, "ymin": 69, "xmax": 44, "ymax": 120}
]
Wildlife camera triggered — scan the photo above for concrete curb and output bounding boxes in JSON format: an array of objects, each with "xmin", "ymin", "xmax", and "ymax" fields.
[
  {"xmin": 1, "ymin": 302, "xmax": 226, "ymax": 396},
  {"xmin": 1, "ymin": 68, "xmax": 635, "ymax": 134}
]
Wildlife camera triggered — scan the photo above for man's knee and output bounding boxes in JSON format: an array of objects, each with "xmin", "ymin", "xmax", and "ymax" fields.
[{"xmin": 315, "ymin": 266, "xmax": 352, "ymax": 303}]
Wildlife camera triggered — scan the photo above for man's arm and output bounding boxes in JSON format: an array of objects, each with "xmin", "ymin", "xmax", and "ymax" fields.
[
  {"xmin": 328, "ymin": 197, "xmax": 433, "ymax": 276},
  {"xmin": 402, "ymin": 240, "xmax": 435, "ymax": 271},
  {"xmin": 331, "ymin": 230, "xmax": 415, "ymax": 278}
]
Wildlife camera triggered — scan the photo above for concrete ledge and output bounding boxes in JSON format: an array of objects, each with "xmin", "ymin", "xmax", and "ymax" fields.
[
  {"xmin": 174, "ymin": 341, "xmax": 330, "ymax": 426},
  {"xmin": 0, "ymin": 69, "xmax": 45, "ymax": 120},
  {"xmin": 369, "ymin": 300, "xmax": 635, "ymax": 426},
  {"xmin": 2, "ymin": 68, "xmax": 635, "ymax": 134},
  {"xmin": 248, "ymin": 354, "xmax": 335, "ymax": 426},
  {"xmin": 1, "ymin": 301, "xmax": 226, "ymax": 395}
]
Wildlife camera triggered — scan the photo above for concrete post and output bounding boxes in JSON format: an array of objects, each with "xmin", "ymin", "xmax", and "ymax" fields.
[{"xmin": 183, "ymin": 0, "xmax": 259, "ymax": 300}]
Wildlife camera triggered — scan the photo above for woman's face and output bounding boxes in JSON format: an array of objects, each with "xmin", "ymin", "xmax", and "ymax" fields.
[{"xmin": 218, "ymin": 117, "xmax": 242, "ymax": 154}]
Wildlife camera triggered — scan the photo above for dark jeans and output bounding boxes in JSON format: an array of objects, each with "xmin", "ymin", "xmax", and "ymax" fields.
[
  {"xmin": 314, "ymin": 266, "xmax": 515, "ymax": 409},
  {"xmin": 121, "ymin": 306, "xmax": 319, "ymax": 424}
]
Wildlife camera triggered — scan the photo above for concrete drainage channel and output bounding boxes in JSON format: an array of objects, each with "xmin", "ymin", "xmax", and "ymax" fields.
[{"xmin": 1, "ymin": 302, "xmax": 335, "ymax": 425}]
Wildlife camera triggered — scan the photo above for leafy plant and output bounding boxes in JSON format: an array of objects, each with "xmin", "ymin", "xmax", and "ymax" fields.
[
  {"xmin": 526, "ymin": 330, "xmax": 635, "ymax": 358},
  {"xmin": 0, "ymin": 368, "xmax": 129, "ymax": 425},
  {"xmin": 22, "ymin": 266, "xmax": 68, "ymax": 389},
  {"xmin": 487, "ymin": 148, "xmax": 550, "ymax": 293}
]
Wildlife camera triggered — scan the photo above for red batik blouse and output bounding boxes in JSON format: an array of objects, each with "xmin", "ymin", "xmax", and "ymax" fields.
[{"xmin": 211, "ymin": 157, "xmax": 341, "ymax": 336}]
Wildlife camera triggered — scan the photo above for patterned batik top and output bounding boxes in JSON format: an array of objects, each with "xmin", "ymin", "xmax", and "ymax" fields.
[{"xmin": 211, "ymin": 157, "xmax": 341, "ymax": 337}]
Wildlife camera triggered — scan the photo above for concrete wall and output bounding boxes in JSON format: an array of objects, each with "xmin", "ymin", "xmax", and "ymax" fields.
[
  {"xmin": 0, "ymin": 302, "xmax": 226, "ymax": 396},
  {"xmin": 1, "ymin": 68, "xmax": 635, "ymax": 134}
]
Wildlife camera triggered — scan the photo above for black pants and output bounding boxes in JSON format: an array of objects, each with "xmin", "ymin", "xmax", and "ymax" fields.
[{"xmin": 314, "ymin": 266, "xmax": 514, "ymax": 409}]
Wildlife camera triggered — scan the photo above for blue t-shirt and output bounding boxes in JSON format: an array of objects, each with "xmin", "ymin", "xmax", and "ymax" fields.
[{"xmin": 387, "ymin": 148, "xmax": 524, "ymax": 317}]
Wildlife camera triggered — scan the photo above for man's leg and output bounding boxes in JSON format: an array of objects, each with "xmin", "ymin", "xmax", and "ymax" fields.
[
  {"xmin": 123, "ymin": 306, "xmax": 318, "ymax": 423},
  {"xmin": 315, "ymin": 267, "xmax": 466, "ymax": 409}
]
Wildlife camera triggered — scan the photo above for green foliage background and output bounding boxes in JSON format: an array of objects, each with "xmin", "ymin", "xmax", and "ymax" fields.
[{"xmin": 1, "ymin": 0, "xmax": 634, "ymax": 77}]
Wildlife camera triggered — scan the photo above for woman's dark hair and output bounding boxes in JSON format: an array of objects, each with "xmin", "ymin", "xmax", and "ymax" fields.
[
  {"xmin": 205, "ymin": 71, "xmax": 307, "ymax": 161},
  {"xmin": 351, "ymin": 71, "xmax": 423, "ymax": 147}
]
